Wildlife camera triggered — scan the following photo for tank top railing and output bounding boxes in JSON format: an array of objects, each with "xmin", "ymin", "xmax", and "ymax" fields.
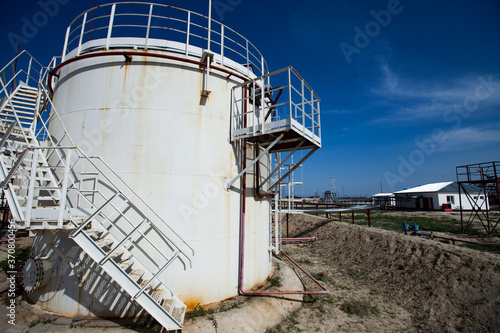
[{"xmin": 61, "ymin": 2, "xmax": 268, "ymax": 78}]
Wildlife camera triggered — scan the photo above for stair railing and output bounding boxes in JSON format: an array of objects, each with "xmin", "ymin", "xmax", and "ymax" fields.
[{"xmin": 0, "ymin": 52, "xmax": 194, "ymax": 259}]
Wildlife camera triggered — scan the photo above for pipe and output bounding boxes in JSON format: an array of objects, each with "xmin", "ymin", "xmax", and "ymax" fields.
[
  {"xmin": 254, "ymin": 142, "xmax": 274, "ymax": 198},
  {"xmin": 47, "ymin": 50, "xmax": 250, "ymax": 95},
  {"xmin": 286, "ymin": 213, "xmax": 289, "ymax": 238},
  {"xmin": 240, "ymin": 250, "xmax": 329, "ymax": 295},
  {"xmin": 279, "ymin": 237, "xmax": 317, "ymax": 242},
  {"xmin": 237, "ymin": 84, "xmax": 247, "ymax": 294},
  {"xmin": 416, "ymin": 232, "xmax": 500, "ymax": 246},
  {"xmin": 238, "ymin": 137, "xmax": 328, "ymax": 295},
  {"xmin": 459, "ymin": 234, "xmax": 500, "ymax": 239},
  {"xmin": 0, "ymin": 238, "xmax": 20, "ymax": 243}
]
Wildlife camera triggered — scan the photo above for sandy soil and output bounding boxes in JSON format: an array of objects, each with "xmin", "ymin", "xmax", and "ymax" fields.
[
  {"xmin": 1, "ymin": 211, "xmax": 500, "ymax": 332},
  {"xmin": 269, "ymin": 213, "xmax": 500, "ymax": 332}
]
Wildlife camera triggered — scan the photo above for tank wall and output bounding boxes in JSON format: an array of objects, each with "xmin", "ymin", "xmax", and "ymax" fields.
[{"xmin": 41, "ymin": 52, "xmax": 272, "ymax": 314}]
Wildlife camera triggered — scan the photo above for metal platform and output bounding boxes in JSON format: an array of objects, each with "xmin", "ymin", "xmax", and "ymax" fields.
[
  {"xmin": 231, "ymin": 66, "xmax": 321, "ymax": 152},
  {"xmin": 234, "ymin": 117, "xmax": 321, "ymax": 152}
]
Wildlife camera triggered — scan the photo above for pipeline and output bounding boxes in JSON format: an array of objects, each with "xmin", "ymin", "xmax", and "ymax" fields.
[
  {"xmin": 254, "ymin": 142, "xmax": 273, "ymax": 198},
  {"xmin": 405, "ymin": 223, "xmax": 500, "ymax": 246},
  {"xmin": 280, "ymin": 237, "xmax": 317, "ymax": 242},
  {"xmin": 238, "ymin": 137, "xmax": 328, "ymax": 295},
  {"xmin": 47, "ymin": 50, "xmax": 250, "ymax": 95},
  {"xmin": 240, "ymin": 249, "xmax": 329, "ymax": 296},
  {"xmin": 417, "ymin": 232, "xmax": 500, "ymax": 246}
]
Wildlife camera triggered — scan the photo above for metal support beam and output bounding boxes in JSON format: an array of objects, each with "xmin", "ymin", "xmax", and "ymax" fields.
[
  {"xmin": 57, "ymin": 149, "xmax": 72, "ymax": 228},
  {"xmin": 0, "ymin": 148, "xmax": 29, "ymax": 189},
  {"xmin": 259, "ymin": 139, "xmax": 305, "ymax": 191},
  {"xmin": 268, "ymin": 148, "xmax": 318, "ymax": 192},
  {"xmin": 70, "ymin": 192, "xmax": 120, "ymax": 237},
  {"xmin": 0, "ymin": 121, "xmax": 16, "ymax": 149},
  {"xmin": 224, "ymin": 133, "xmax": 284, "ymax": 191}
]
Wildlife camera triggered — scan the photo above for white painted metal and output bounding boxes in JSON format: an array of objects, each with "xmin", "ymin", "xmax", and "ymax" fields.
[
  {"xmin": 105, "ymin": 4, "xmax": 116, "ymax": 50},
  {"xmin": 145, "ymin": 4, "xmax": 153, "ymax": 49},
  {"xmin": 0, "ymin": 51, "xmax": 194, "ymax": 329},
  {"xmin": 45, "ymin": 49, "xmax": 271, "ymax": 312},
  {"xmin": 0, "ymin": 3, "xmax": 323, "ymax": 329},
  {"xmin": 230, "ymin": 66, "xmax": 321, "ymax": 148},
  {"xmin": 76, "ymin": 12, "xmax": 87, "ymax": 57}
]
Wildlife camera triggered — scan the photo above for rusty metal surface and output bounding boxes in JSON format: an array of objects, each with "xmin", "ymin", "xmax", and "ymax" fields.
[{"xmin": 38, "ymin": 50, "xmax": 272, "ymax": 315}]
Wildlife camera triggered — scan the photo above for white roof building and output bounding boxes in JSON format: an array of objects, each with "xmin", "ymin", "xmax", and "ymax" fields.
[
  {"xmin": 393, "ymin": 182, "xmax": 488, "ymax": 211},
  {"xmin": 372, "ymin": 193, "xmax": 396, "ymax": 206}
]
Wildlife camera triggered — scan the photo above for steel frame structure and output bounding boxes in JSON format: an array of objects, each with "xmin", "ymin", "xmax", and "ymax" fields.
[{"xmin": 456, "ymin": 161, "xmax": 500, "ymax": 235}]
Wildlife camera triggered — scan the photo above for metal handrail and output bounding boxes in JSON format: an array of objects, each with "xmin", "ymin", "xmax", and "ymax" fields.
[
  {"xmin": 0, "ymin": 51, "xmax": 45, "ymax": 98},
  {"xmin": 61, "ymin": 2, "xmax": 268, "ymax": 78},
  {"xmin": 0, "ymin": 52, "xmax": 194, "ymax": 260},
  {"xmin": 456, "ymin": 161, "xmax": 500, "ymax": 182},
  {"xmin": 231, "ymin": 66, "xmax": 321, "ymax": 142}
]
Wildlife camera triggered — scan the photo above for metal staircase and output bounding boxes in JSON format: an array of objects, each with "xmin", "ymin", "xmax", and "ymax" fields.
[{"xmin": 0, "ymin": 51, "xmax": 192, "ymax": 331}]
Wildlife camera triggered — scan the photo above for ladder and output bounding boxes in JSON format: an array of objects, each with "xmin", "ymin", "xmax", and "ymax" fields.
[{"xmin": 0, "ymin": 51, "xmax": 192, "ymax": 331}]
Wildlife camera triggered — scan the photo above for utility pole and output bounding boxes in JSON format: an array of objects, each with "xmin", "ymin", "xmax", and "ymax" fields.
[
  {"xmin": 331, "ymin": 174, "xmax": 336, "ymax": 198},
  {"xmin": 378, "ymin": 180, "xmax": 384, "ymax": 193}
]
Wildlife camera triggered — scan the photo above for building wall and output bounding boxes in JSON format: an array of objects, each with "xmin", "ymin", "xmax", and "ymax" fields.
[
  {"xmin": 438, "ymin": 193, "xmax": 488, "ymax": 210},
  {"xmin": 396, "ymin": 192, "xmax": 489, "ymax": 210}
]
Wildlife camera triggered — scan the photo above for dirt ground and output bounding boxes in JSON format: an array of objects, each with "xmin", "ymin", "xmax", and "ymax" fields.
[
  {"xmin": 1, "ymin": 211, "xmax": 500, "ymax": 332},
  {"xmin": 269, "ymin": 213, "xmax": 500, "ymax": 333}
]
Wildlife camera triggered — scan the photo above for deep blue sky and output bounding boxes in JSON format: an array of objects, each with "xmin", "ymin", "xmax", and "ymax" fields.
[{"xmin": 1, "ymin": 0, "xmax": 499, "ymax": 196}]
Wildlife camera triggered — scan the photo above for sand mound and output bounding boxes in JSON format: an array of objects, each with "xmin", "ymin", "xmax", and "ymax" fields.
[{"xmin": 287, "ymin": 214, "xmax": 500, "ymax": 332}]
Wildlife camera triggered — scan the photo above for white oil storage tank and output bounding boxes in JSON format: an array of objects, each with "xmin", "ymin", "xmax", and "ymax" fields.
[{"xmin": 14, "ymin": 2, "xmax": 322, "ymax": 329}]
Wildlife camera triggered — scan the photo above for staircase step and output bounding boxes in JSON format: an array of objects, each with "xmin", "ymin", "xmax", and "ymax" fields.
[
  {"xmin": 160, "ymin": 298, "xmax": 187, "ymax": 324},
  {"xmin": 130, "ymin": 268, "xmax": 146, "ymax": 282},
  {"xmin": 9, "ymin": 99, "xmax": 37, "ymax": 107},
  {"xmin": 19, "ymin": 85, "xmax": 39, "ymax": 91},
  {"xmin": 35, "ymin": 196, "xmax": 58, "ymax": 201},
  {"xmin": 17, "ymin": 88, "xmax": 38, "ymax": 95},
  {"xmin": 0, "ymin": 106, "xmax": 35, "ymax": 118},
  {"xmin": 11, "ymin": 95, "xmax": 37, "ymax": 103},
  {"xmin": 0, "ymin": 80, "xmax": 189, "ymax": 330},
  {"xmin": 117, "ymin": 258, "xmax": 135, "ymax": 271},
  {"xmin": 0, "ymin": 113, "xmax": 35, "ymax": 120},
  {"xmin": 96, "ymin": 237, "xmax": 115, "ymax": 248},
  {"xmin": 1, "ymin": 104, "xmax": 36, "ymax": 112},
  {"xmin": 34, "ymin": 186, "xmax": 63, "ymax": 190},
  {"xmin": 34, "ymin": 176, "xmax": 54, "ymax": 181},
  {"xmin": 86, "ymin": 229, "xmax": 105, "ymax": 239}
]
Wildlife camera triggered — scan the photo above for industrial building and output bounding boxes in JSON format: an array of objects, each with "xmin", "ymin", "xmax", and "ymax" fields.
[{"xmin": 393, "ymin": 182, "xmax": 488, "ymax": 211}]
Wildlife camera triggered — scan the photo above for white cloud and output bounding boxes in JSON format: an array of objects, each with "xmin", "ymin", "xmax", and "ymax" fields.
[
  {"xmin": 370, "ymin": 60, "xmax": 500, "ymax": 125},
  {"xmin": 370, "ymin": 102, "xmax": 454, "ymax": 124},
  {"xmin": 436, "ymin": 126, "xmax": 500, "ymax": 152}
]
